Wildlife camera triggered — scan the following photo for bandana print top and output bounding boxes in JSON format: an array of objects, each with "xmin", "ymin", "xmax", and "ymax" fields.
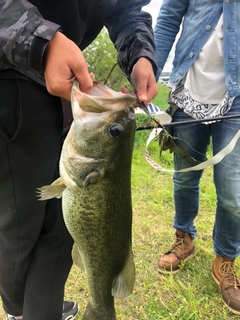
[{"xmin": 171, "ymin": 83, "xmax": 234, "ymax": 124}]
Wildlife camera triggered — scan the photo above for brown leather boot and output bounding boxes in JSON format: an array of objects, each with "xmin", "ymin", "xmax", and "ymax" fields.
[
  {"xmin": 212, "ymin": 256, "xmax": 240, "ymax": 315},
  {"xmin": 158, "ymin": 230, "xmax": 195, "ymax": 274}
]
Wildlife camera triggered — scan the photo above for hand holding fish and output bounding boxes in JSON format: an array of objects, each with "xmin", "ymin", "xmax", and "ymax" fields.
[
  {"xmin": 43, "ymin": 32, "xmax": 93, "ymax": 100},
  {"xmin": 131, "ymin": 57, "xmax": 158, "ymax": 104}
]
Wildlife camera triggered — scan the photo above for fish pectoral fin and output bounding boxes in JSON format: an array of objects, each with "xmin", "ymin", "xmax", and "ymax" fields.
[
  {"xmin": 112, "ymin": 248, "xmax": 135, "ymax": 298},
  {"xmin": 72, "ymin": 243, "xmax": 85, "ymax": 272},
  {"xmin": 82, "ymin": 170, "xmax": 103, "ymax": 187},
  {"xmin": 36, "ymin": 177, "xmax": 66, "ymax": 200}
]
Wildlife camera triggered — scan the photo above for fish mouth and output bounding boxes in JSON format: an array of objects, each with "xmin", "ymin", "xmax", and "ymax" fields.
[
  {"xmin": 70, "ymin": 79, "xmax": 135, "ymax": 130},
  {"xmin": 71, "ymin": 79, "xmax": 135, "ymax": 114}
]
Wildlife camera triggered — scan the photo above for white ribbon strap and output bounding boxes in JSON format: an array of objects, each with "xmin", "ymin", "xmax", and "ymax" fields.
[{"xmin": 145, "ymin": 128, "xmax": 240, "ymax": 173}]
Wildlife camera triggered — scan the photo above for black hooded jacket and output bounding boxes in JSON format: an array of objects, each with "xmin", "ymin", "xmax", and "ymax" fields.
[{"xmin": 0, "ymin": 0, "xmax": 157, "ymax": 85}]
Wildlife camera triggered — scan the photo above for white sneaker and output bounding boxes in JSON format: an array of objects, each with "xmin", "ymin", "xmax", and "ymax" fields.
[{"xmin": 6, "ymin": 315, "xmax": 22, "ymax": 320}]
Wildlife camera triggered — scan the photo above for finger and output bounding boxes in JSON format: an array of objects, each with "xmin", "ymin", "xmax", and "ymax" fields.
[
  {"xmin": 145, "ymin": 76, "xmax": 159, "ymax": 102},
  {"xmin": 71, "ymin": 61, "xmax": 93, "ymax": 94},
  {"xmin": 135, "ymin": 81, "xmax": 148, "ymax": 103},
  {"xmin": 137, "ymin": 74, "xmax": 158, "ymax": 103},
  {"xmin": 45, "ymin": 76, "xmax": 69, "ymax": 100},
  {"xmin": 76, "ymin": 73, "xmax": 93, "ymax": 94},
  {"xmin": 145, "ymin": 83, "xmax": 159, "ymax": 103},
  {"xmin": 120, "ymin": 85, "xmax": 130, "ymax": 94},
  {"xmin": 89, "ymin": 72, "xmax": 95, "ymax": 79}
]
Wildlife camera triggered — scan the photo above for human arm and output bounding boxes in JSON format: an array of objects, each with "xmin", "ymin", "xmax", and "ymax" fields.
[
  {"xmin": 0, "ymin": 0, "xmax": 59, "ymax": 74},
  {"xmin": 0, "ymin": 0, "xmax": 93, "ymax": 99},
  {"xmin": 105, "ymin": 0, "xmax": 158, "ymax": 103},
  {"xmin": 154, "ymin": 0, "xmax": 189, "ymax": 80}
]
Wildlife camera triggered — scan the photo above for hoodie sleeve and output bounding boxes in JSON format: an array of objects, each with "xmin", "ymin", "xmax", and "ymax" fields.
[
  {"xmin": 0, "ymin": 0, "xmax": 61, "ymax": 75},
  {"xmin": 104, "ymin": 0, "xmax": 158, "ymax": 80}
]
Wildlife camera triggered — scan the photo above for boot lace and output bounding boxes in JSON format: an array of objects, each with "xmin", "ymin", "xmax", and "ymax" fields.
[
  {"xmin": 219, "ymin": 260, "xmax": 240, "ymax": 289},
  {"xmin": 169, "ymin": 237, "xmax": 185, "ymax": 257}
]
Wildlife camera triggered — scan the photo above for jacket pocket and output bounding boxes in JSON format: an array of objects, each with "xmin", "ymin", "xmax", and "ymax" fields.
[{"xmin": 0, "ymin": 79, "xmax": 22, "ymax": 142}]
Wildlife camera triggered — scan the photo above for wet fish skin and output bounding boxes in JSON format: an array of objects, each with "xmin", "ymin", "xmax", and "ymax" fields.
[{"xmin": 38, "ymin": 80, "xmax": 136, "ymax": 320}]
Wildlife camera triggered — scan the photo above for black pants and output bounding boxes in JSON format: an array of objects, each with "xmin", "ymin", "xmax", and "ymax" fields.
[{"xmin": 0, "ymin": 75, "xmax": 73, "ymax": 319}]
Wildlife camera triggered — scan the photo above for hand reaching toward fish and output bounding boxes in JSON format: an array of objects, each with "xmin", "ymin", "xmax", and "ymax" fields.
[
  {"xmin": 43, "ymin": 32, "xmax": 93, "ymax": 100},
  {"xmin": 130, "ymin": 57, "xmax": 158, "ymax": 104}
]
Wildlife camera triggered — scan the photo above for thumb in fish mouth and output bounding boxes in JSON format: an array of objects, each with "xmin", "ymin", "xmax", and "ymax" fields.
[{"xmin": 120, "ymin": 85, "xmax": 131, "ymax": 95}]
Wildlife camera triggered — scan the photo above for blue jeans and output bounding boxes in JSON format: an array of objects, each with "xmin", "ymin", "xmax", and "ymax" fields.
[{"xmin": 171, "ymin": 96, "xmax": 240, "ymax": 258}]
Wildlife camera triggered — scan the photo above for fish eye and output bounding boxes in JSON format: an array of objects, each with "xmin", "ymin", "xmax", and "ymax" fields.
[{"xmin": 108, "ymin": 123, "xmax": 123, "ymax": 137}]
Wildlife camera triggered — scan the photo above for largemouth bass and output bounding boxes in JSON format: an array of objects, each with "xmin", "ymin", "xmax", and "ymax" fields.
[{"xmin": 38, "ymin": 79, "xmax": 136, "ymax": 319}]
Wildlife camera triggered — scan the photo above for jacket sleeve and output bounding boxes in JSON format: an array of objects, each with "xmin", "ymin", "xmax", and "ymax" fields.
[
  {"xmin": 104, "ymin": 0, "xmax": 158, "ymax": 80},
  {"xmin": 0, "ymin": 0, "xmax": 60, "ymax": 75},
  {"xmin": 153, "ymin": 0, "xmax": 189, "ymax": 80}
]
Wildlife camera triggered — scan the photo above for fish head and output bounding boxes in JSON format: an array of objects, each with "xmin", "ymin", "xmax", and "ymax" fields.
[{"xmin": 60, "ymin": 79, "xmax": 136, "ymax": 188}]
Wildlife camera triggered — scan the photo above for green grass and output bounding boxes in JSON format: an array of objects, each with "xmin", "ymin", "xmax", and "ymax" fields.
[{"xmin": 1, "ymin": 84, "xmax": 240, "ymax": 319}]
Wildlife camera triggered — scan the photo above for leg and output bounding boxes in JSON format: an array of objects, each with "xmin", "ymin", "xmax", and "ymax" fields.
[
  {"xmin": 158, "ymin": 106, "xmax": 210, "ymax": 273},
  {"xmin": 0, "ymin": 78, "xmax": 73, "ymax": 319},
  {"xmin": 211, "ymin": 96, "xmax": 240, "ymax": 315},
  {"xmin": 172, "ymin": 107, "xmax": 210, "ymax": 237},
  {"xmin": 212, "ymin": 97, "xmax": 240, "ymax": 258}
]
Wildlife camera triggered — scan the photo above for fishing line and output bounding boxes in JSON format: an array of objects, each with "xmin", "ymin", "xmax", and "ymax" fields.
[
  {"xmin": 137, "ymin": 110, "xmax": 240, "ymax": 172},
  {"xmin": 171, "ymin": 136, "xmax": 207, "ymax": 158},
  {"xmin": 136, "ymin": 113, "xmax": 240, "ymax": 131}
]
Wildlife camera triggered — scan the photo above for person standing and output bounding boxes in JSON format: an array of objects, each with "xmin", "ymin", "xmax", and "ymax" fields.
[
  {"xmin": 0, "ymin": 1, "xmax": 158, "ymax": 319},
  {"xmin": 154, "ymin": 0, "xmax": 240, "ymax": 315}
]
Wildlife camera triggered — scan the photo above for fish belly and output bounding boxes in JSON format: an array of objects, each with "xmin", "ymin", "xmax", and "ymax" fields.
[{"xmin": 62, "ymin": 185, "xmax": 133, "ymax": 319}]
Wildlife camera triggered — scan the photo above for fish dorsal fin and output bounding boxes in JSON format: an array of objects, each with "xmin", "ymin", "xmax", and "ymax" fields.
[
  {"xmin": 112, "ymin": 247, "xmax": 135, "ymax": 298},
  {"xmin": 72, "ymin": 243, "xmax": 85, "ymax": 272}
]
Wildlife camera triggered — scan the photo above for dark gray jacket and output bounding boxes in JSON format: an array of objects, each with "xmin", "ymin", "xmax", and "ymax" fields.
[{"xmin": 0, "ymin": 0, "xmax": 157, "ymax": 85}]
